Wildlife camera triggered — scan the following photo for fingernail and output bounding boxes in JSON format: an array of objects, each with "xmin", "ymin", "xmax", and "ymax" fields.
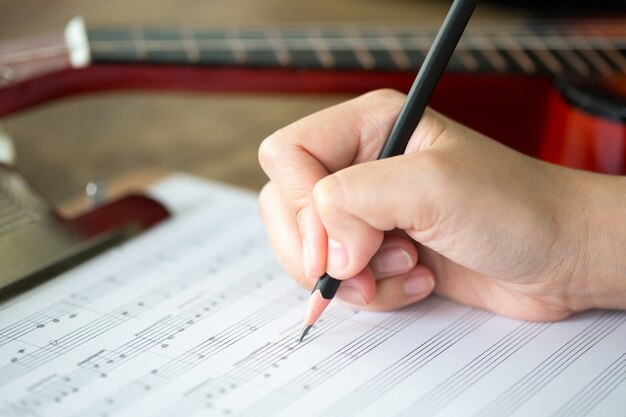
[
  {"xmin": 336, "ymin": 284, "xmax": 366, "ymax": 306},
  {"xmin": 404, "ymin": 272, "xmax": 435, "ymax": 296},
  {"xmin": 326, "ymin": 238, "xmax": 348, "ymax": 276},
  {"xmin": 372, "ymin": 247, "xmax": 413, "ymax": 276},
  {"xmin": 302, "ymin": 238, "xmax": 312, "ymax": 278}
]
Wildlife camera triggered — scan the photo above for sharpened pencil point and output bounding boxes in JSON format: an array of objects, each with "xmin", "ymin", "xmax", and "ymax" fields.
[{"xmin": 299, "ymin": 325, "xmax": 312, "ymax": 342}]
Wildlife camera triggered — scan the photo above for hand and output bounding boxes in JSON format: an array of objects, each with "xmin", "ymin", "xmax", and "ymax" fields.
[{"xmin": 258, "ymin": 89, "xmax": 625, "ymax": 321}]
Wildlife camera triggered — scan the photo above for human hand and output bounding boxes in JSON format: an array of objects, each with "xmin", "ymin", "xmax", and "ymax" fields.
[{"xmin": 258, "ymin": 89, "xmax": 624, "ymax": 321}]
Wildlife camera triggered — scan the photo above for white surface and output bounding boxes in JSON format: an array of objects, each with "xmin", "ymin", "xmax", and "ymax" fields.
[{"xmin": 0, "ymin": 174, "xmax": 624, "ymax": 417}]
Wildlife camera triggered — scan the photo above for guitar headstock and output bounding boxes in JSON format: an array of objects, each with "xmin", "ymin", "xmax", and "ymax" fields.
[{"xmin": 0, "ymin": 17, "xmax": 90, "ymax": 88}]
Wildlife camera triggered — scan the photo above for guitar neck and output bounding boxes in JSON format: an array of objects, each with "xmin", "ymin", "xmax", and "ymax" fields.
[
  {"xmin": 1, "ymin": 18, "xmax": 625, "ymax": 90},
  {"xmin": 88, "ymin": 21, "xmax": 626, "ymax": 77}
]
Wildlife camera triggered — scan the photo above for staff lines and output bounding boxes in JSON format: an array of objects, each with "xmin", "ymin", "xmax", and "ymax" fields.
[
  {"xmin": 551, "ymin": 351, "xmax": 626, "ymax": 417},
  {"xmin": 0, "ymin": 231, "xmax": 256, "ymax": 370},
  {"xmin": 0, "ymin": 203, "xmax": 250, "ymax": 340},
  {"xmin": 318, "ymin": 309, "xmax": 492, "ymax": 417},
  {"xmin": 393, "ymin": 321, "xmax": 551, "ymax": 417},
  {"xmin": 235, "ymin": 298, "xmax": 442, "ymax": 417},
  {"xmin": 71, "ymin": 287, "xmax": 306, "ymax": 417},
  {"xmin": 475, "ymin": 311, "xmax": 625, "ymax": 417},
  {"xmin": 151, "ymin": 308, "xmax": 358, "ymax": 417},
  {"xmin": 5, "ymin": 262, "xmax": 282, "ymax": 414}
]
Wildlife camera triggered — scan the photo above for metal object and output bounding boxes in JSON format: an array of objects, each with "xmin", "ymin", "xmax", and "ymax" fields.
[
  {"xmin": 0, "ymin": 123, "xmax": 15, "ymax": 165},
  {"xmin": 86, "ymin": 178, "xmax": 107, "ymax": 207},
  {"xmin": 0, "ymin": 166, "xmax": 134, "ymax": 300}
]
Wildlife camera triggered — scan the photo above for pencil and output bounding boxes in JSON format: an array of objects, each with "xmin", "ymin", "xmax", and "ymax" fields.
[{"xmin": 300, "ymin": 0, "xmax": 478, "ymax": 342}]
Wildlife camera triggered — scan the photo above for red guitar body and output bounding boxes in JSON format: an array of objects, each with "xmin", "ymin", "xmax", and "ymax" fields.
[{"xmin": 2, "ymin": 64, "xmax": 624, "ymax": 174}]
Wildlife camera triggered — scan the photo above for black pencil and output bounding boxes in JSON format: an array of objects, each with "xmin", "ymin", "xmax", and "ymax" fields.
[{"xmin": 300, "ymin": 0, "xmax": 478, "ymax": 342}]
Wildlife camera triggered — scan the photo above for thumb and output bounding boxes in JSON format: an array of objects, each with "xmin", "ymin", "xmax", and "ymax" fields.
[{"xmin": 313, "ymin": 151, "xmax": 444, "ymax": 280}]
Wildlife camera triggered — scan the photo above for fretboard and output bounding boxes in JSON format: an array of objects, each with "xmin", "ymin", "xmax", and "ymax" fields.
[{"xmin": 88, "ymin": 21, "xmax": 626, "ymax": 77}]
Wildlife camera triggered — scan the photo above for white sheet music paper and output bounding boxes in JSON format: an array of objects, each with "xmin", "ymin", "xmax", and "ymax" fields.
[{"xmin": 1, "ymin": 174, "xmax": 625, "ymax": 417}]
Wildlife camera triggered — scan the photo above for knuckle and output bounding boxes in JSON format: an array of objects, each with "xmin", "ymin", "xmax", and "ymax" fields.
[
  {"xmin": 364, "ymin": 88, "xmax": 405, "ymax": 102},
  {"xmin": 411, "ymin": 109, "xmax": 451, "ymax": 150},
  {"xmin": 312, "ymin": 175, "xmax": 342, "ymax": 216},
  {"xmin": 417, "ymin": 151, "xmax": 455, "ymax": 187},
  {"xmin": 258, "ymin": 128, "xmax": 288, "ymax": 173},
  {"xmin": 292, "ymin": 195, "xmax": 311, "ymax": 228}
]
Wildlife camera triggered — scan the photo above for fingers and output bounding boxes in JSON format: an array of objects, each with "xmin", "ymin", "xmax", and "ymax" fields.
[
  {"xmin": 336, "ymin": 265, "xmax": 435, "ymax": 311},
  {"xmin": 313, "ymin": 150, "xmax": 446, "ymax": 279},
  {"xmin": 370, "ymin": 234, "xmax": 418, "ymax": 279},
  {"xmin": 260, "ymin": 180, "xmax": 428, "ymax": 310},
  {"xmin": 259, "ymin": 181, "xmax": 377, "ymax": 304},
  {"xmin": 259, "ymin": 182, "xmax": 310, "ymax": 287},
  {"xmin": 335, "ymin": 234, "xmax": 421, "ymax": 309},
  {"xmin": 258, "ymin": 89, "xmax": 407, "ymax": 279},
  {"xmin": 259, "ymin": 91, "xmax": 462, "ymax": 311}
]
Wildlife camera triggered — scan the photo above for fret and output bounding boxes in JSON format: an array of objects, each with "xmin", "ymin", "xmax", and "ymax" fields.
[
  {"xmin": 305, "ymin": 28, "xmax": 335, "ymax": 69},
  {"xmin": 89, "ymin": 28, "xmax": 140, "ymax": 62},
  {"xmin": 180, "ymin": 27, "xmax": 201, "ymax": 64},
  {"xmin": 238, "ymin": 28, "xmax": 281, "ymax": 67},
  {"xmin": 600, "ymin": 47, "xmax": 626, "ymax": 73},
  {"xmin": 357, "ymin": 28, "xmax": 406, "ymax": 71},
  {"xmin": 520, "ymin": 30, "xmax": 563, "ymax": 75},
  {"xmin": 191, "ymin": 29, "xmax": 239, "ymax": 67},
  {"xmin": 526, "ymin": 28, "xmax": 589, "ymax": 75},
  {"xmin": 585, "ymin": 30, "xmax": 626, "ymax": 73},
  {"xmin": 497, "ymin": 34, "xmax": 536, "ymax": 74},
  {"xmin": 130, "ymin": 26, "xmax": 148, "ymax": 61},
  {"xmin": 282, "ymin": 28, "xmax": 338, "ymax": 69},
  {"xmin": 456, "ymin": 49, "xmax": 480, "ymax": 72},
  {"xmin": 521, "ymin": 31, "xmax": 564, "ymax": 75},
  {"xmin": 342, "ymin": 28, "xmax": 375, "ymax": 70},
  {"xmin": 553, "ymin": 47, "xmax": 589, "ymax": 76},
  {"xmin": 226, "ymin": 28, "xmax": 247, "ymax": 65},
  {"xmin": 407, "ymin": 31, "xmax": 437, "ymax": 70},
  {"xmin": 480, "ymin": 49, "xmax": 507, "ymax": 73},
  {"xmin": 578, "ymin": 44, "xmax": 614, "ymax": 76},
  {"xmin": 141, "ymin": 28, "xmax": 193, "ymax": 64},
  {"xmin": 376, "ymin": 28, "xmax": 411, "ymax": 70},
  {"xmin": 266, "ymin": 28, "xmax": 291, "ymax": 67},
  {"xmin": 470, "ymin": 31, "xmax": 507, "ymax": 73},
  {"xmin": 405, "ymin": 31, "xmax": 435, "ymax": 54},
  {"xmin": 454, "ymin": 37, "xmax": 493, "ymax": 73},
  {"xmin": 561, "ymin": 51, "xmax": 589, "ymax": 76},
  {"xmin": 393, "ymin": 30, "xmax": 428, "ymax": 69}
]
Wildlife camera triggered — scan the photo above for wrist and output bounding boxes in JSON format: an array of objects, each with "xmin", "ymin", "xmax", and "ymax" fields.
[{"xmin": 560, "ymin": 169, "xmax": 626, "ymax": 312}]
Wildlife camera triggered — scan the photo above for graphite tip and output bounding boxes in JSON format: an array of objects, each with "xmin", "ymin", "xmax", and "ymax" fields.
[{"xmin": 299, "ymin": 325, "xmax": 312, "ymax": 342}]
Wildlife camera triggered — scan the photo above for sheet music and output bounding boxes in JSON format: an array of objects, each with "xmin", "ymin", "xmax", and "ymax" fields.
[{"xmin": 1, "ymin": 174, "xmax": 625, "ymax": 417}]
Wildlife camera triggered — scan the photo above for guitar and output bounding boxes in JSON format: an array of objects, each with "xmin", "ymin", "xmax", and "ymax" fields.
[{"xmin": 1, "ymin": 17, "xmax": 625, "ymax": 173}]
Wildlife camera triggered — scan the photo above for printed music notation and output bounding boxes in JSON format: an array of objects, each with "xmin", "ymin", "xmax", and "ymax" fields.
[{"xmin": 0, "ymin": 175, "xmax": 624, "ymax": 417}]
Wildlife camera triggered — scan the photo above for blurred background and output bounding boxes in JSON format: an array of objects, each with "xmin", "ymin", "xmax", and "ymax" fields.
[{"xmin": 0, "ymin": 0, "xmax": 623, "ymax": 206}]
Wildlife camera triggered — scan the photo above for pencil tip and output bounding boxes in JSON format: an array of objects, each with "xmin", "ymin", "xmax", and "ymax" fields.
[{"xmin": 299, "ymin": 325, "xmax": 312, "ymax": 342}]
